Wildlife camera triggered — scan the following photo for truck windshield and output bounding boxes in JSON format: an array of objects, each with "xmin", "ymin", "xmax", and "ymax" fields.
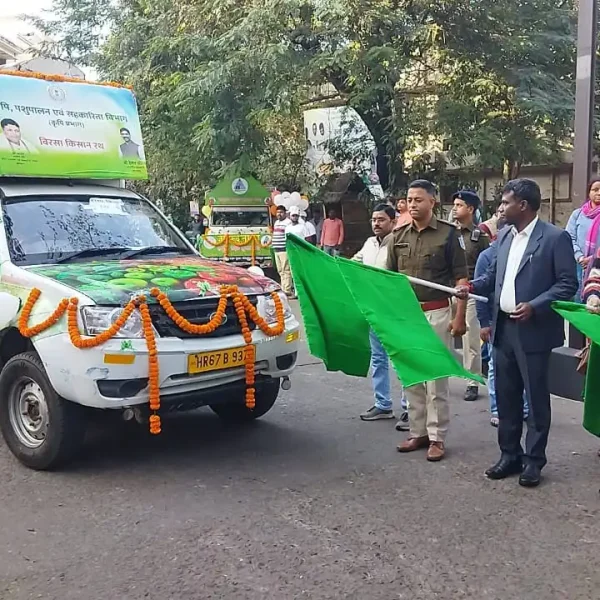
[
  {"xmin": 2, "ymin": 194, "xmax": 192, "ymax": 266},
  {"xmin": 211, "ymin": 207, "xmax": 270, "ymax": 227}
]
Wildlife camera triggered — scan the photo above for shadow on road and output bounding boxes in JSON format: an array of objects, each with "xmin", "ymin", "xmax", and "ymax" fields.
[{"xmin": 63, "ymin": 408, "xmax": 330, "ymax": 475}]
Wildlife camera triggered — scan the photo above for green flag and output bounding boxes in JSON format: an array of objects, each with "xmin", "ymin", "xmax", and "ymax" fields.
[
  {"xmin": 286, "ymin": 235, "xmax": 371, "ymax": 376},
  {"xmin": 286, "ymin": 235, "xmax": 483, "ymax": 387},
  {"xmin": 552, "ymin": 301, "xmax": 600, "ymax": 437}
]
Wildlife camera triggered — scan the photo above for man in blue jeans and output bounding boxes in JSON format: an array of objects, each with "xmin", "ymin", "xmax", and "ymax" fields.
[
  {"xmin": 475, "ymin": 229, "xmax": 529, "ymax": 427},
  {"xmin": 354, "ymin": 204, "xmax": 409, "ymax": 430}
]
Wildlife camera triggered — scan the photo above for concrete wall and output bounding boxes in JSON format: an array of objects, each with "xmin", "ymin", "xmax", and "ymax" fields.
[{"xmin": 443, "ymin": 165, "xmax": 582, "ymax": 228}]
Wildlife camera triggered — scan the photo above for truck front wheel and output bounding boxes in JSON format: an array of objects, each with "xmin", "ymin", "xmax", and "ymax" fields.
[
  {"xmin": 0, "ymin": 352, "xmax": 87, "ymax": 470},
  {"xmin": 210, "ymin": 377, "xmax": 280, "ymax": 422}
]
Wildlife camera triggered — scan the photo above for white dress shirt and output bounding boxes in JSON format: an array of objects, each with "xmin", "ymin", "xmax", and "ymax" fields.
[
  {"xmin": 499, "ymin": 217, "xmax": 538, "ymax": 313},
  {"xmin": 352, "ymin": 235, "xmax": 390, "ymax": 269}
]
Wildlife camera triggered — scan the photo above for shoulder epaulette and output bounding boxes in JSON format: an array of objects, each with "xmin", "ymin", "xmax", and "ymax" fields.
[
  {"xmin": 392, "ymin": 223, "xmax": 411, "ymax": 235},
  {"xmin": 437, "ymin": 218, "xmax": 457, "ymax": 228}
]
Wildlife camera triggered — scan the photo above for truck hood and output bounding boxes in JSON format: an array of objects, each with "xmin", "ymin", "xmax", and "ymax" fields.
[{"xmin": 27, "ymin": 256, "xmax": 278, "ymax": 304}]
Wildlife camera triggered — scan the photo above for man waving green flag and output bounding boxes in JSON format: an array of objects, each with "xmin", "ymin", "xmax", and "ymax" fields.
[{"xmin": 286, "ymin": 234, "xmax": 482, "ymax": 388}]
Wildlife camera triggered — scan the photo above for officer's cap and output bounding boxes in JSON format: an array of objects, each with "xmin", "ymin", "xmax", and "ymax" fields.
[{"xmin": 452, "ymin": 190, "xmax": 481, "ymax": 209}]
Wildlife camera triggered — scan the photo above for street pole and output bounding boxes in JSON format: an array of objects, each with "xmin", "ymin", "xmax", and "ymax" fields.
[
  {"xmin": 570, "ymin": 0, "xmax": 598, "ymax": 351},
  {"xmin": 572, "ymin": 0, "xmax": 598, "ymax": 210}
]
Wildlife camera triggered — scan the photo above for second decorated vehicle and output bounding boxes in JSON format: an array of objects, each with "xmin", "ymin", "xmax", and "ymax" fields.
[{"xmin": 197, "ymin": 175, "xmax": 274, "ymax": 268}]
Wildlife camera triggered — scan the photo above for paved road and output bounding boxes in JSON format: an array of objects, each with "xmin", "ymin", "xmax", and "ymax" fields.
[{"xmin": 1, "ymin": 316, "xmax": 600, "ymax": 599}]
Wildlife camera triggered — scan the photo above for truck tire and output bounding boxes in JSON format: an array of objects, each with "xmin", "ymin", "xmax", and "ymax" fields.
[
  {"xmin": 210, "ymin": 378, "xmax": 280, "ymax": 422},
  {"xmin": 0, "ymin": 351, "xmax": 87, "ymax": 470}
]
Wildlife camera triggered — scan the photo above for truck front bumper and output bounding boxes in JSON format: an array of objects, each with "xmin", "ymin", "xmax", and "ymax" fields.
[{"xmin": 35, "ymin": 318, "xmax": 300, "ymax": 410}]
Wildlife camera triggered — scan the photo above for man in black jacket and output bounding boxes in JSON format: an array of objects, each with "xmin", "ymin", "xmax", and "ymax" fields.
[{"xmin": 457, "ymin": 179, "xmax": 578, "ymax": 487}]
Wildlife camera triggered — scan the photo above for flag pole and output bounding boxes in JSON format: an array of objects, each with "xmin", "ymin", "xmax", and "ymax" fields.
[{"xmin": 406, "ymin": 275, "xmax": 488, "ymax": 303}]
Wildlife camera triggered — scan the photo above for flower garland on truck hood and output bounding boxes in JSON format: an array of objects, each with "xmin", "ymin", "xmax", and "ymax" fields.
[{"xmin": 17, "ymin": 285, "xmax": 286, "ymax": 434}]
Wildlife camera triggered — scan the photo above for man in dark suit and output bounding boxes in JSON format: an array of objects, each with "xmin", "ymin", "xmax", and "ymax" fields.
[{"xmin": 457, "ymin": 179, "xmax": 578, "ymax": 487}]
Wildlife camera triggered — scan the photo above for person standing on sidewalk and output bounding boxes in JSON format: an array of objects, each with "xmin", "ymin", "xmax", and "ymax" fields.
[
  {"xmin": 354, "ymin": 204, "xmax": 409, "ymax": 430},
  {"xmin": 394, "ymin": 196, "xmax": 412, "ymax": 228},
  {"xmin": 272, "ymin": 205, "xmax": 293, "ymax": 297},
  {"xmin": 452, "ymin": 190, "xmax": 490, "ymax": 402},
  {"xmin": 460, "ymin": 178, "xmax": 577, "ymax": 487},
  {"xmin": 320, "ymin": 208, "xmax": 344, "ymax": 256},
  {"xmin": 308, "ymin": 207, "xmax": 323, "ymax": 246},
  {"xmin": 301, "ymin": 210, "xmax": 317, "ymax": 245},
  {"xmin": 286, "ymin": 206, "xmax": 311, "ymax": 239},
  {"xmin": 387, "ymin": 180, "xmax": 468, "ymax": 462},
  {"xmin": 566, "ymin": 176, "xmax": 600, "ymax": 301}
]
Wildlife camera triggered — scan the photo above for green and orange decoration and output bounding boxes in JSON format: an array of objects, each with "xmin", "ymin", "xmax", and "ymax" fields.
[
  {"xmin": 200, "ymin": 233, "xmax": 272, "ymax": 265},
  {"xmin": 17, "ymin": 286, "xmax": 286, "ymax": 435}
]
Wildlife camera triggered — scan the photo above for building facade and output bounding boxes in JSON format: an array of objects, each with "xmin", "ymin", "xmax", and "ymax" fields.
[{"xmin": 0, "ymin": 16, "xmax": 84, "ymax": 79}]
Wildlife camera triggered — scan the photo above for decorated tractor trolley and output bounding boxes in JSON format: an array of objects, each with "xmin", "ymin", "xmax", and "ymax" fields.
[
  {"xmin": 197, "ymin": 175, "xmax": 274, "ymax": 268},
  {"xmin": 0, "ymin": 71, "xmax": 299, "ymax": 470}
]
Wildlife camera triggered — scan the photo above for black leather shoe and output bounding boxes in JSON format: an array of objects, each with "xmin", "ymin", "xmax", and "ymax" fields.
[
  {"xmin": 519, "ymin": 464, "xmax": 541, "ymax": 488},
  {"xmin": 485, "ymin": 457, "xmax": 523, "ymax": 480}
]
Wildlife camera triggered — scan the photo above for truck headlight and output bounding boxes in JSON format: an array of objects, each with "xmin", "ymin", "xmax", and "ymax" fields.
[
  {"xmin": 259, "ymin": 292, "xmax": 293, "ymax": 325},
  {"xmin": 81, "ymin": 306, "xmax": 145, "ymax": 338}
]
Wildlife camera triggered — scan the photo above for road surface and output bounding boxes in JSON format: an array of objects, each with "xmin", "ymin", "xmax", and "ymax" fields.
[{"xmin": 1, "ymin": 313, "xmax": 599, "ymax": 599}]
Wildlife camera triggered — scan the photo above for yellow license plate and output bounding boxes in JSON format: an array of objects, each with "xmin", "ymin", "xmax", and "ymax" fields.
[{"xmin": 187, "ymin": 347, "xmax": 247, "ymax": 374}]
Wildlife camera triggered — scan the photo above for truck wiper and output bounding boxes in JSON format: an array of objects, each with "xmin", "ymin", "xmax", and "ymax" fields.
[
  {"xmin": 54, "ymin": 247, "xmax": 132, "ymax": 264},
  {"xmin": 122, "ymin": 246, "xmax": 193, "ymax": 259}
]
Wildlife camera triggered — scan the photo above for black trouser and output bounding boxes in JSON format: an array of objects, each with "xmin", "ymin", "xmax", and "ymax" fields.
[{"xmin": 493, "ymin": 313, "xmax": 552, "ymax": 468}]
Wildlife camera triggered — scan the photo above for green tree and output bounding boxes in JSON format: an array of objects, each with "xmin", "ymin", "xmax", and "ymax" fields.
[
  {"xmin": 432, "ymin": 0, "xmax": 576, "ymax": 179},
  {"xmin": 32, "ymin": 0, "xmax": 578, "ymax": 204}
]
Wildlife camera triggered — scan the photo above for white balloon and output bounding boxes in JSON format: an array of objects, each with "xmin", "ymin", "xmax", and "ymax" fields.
[
  {"xmin": 274, "ymin": 194, "xmax": 284, "ymax": 205},
  {"xmin": 282, "ymin": 191, "xmax": 291, "ymax": 199},
  {"xmin": 290, "ymin": 191, "xmax": 302, "ymax": 203},
  {"xmin": 281, "ymin": 195, "xmax": 294, "ymax": 210},
  {"xmin": 298, "ymin": 197, "xmax": 309, "ymax": 211}
]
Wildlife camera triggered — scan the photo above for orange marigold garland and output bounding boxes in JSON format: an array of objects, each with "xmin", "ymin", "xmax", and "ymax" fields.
[
  {"xmin": 1, "ymin": 69, "xmax": 133, "ymax": 89},
  {"xmin": 241, "ymin": 292, "xmax": 285, "ymax": 337},
  {"xmin": 149, "ymin": 287, "xmax": 228, "ymax": 334},
  {"xmin": 233, "ymin": 290, "xmax": 256, "ymax": 409},
  {"xmin": 15, "ymin": 284, "xmax": 287, "ymax": 429},
  {"xmin": 67, "ymin": 297, "xmax": 138, "ymax": 348},
  {"xmin": 18, "ymin": 289, "xmax": 69, "ymax": 338},
  {"xmin": 138, "ymin": 297, "xmax": 161, "ymax": 435}
]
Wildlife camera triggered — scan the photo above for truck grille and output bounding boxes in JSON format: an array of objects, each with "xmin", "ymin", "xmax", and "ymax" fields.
[{"xmin": 148, "ymin": 296, "xmax": 258, "ymax": 339}]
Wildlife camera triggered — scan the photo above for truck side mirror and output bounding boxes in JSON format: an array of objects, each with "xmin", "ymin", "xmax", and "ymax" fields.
[{"xmin": 0, "ymin": 293, "xmax": 21, "ymax": 330}]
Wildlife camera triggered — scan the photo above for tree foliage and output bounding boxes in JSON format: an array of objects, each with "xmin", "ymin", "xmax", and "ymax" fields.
[
  {"xmin": 432, "ymin": 0, "xmax": 576, "ymax": 177},
  {"xmin": 33, "ymin": 0, "xmax": 578, "ymax": 214}
]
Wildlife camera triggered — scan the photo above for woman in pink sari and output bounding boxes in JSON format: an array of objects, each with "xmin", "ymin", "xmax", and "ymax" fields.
[{"xmin": 566, "ymin": 177, "xmax": 600, "ymax": 301}]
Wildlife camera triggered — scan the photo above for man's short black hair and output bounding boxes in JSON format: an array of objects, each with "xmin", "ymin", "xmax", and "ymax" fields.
[
  {"xmin": 276, "ymin": 205, "xmax": 287, "ymax": 212},
  {"xmin": 503, "ymin": 178, "xmax": 541, "ymax": 211},
  {"xmin": 373, "ymin": 203, "xmax": 396, "ymax": 220},
  {"xmin": 408, "ymin": 179, "xmax": 437, "ymax": 196},
  {"xmin": 120, "ymin": 127, "xmax": 131, "ymax": 134},
  {"xmin": 1, "ymin": 118, "xmax": 19, "ymax": 130}
]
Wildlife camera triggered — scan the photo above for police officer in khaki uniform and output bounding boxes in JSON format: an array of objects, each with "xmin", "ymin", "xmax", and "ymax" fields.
[
  {"xmin": 387, "ymin": 180, "xmax": 468, "ymax": 462},
  {"xmin": 452, "ymin": 190, "xmax": 490, "ymax": 402}
]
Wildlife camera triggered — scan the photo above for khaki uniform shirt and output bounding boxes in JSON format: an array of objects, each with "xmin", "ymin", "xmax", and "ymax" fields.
[
  {"xmin": 386, "ymin": 216, "xmax": 468, "ymax": 302},
  {"xmin": 456, "ymin": 222, "xmax": 490, "ymax": 279}
]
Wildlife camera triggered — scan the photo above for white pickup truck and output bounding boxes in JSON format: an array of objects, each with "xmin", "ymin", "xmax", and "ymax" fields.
[{"xmin": 0, "ymin": 179, "xmax": 300, "ymax": 470}]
